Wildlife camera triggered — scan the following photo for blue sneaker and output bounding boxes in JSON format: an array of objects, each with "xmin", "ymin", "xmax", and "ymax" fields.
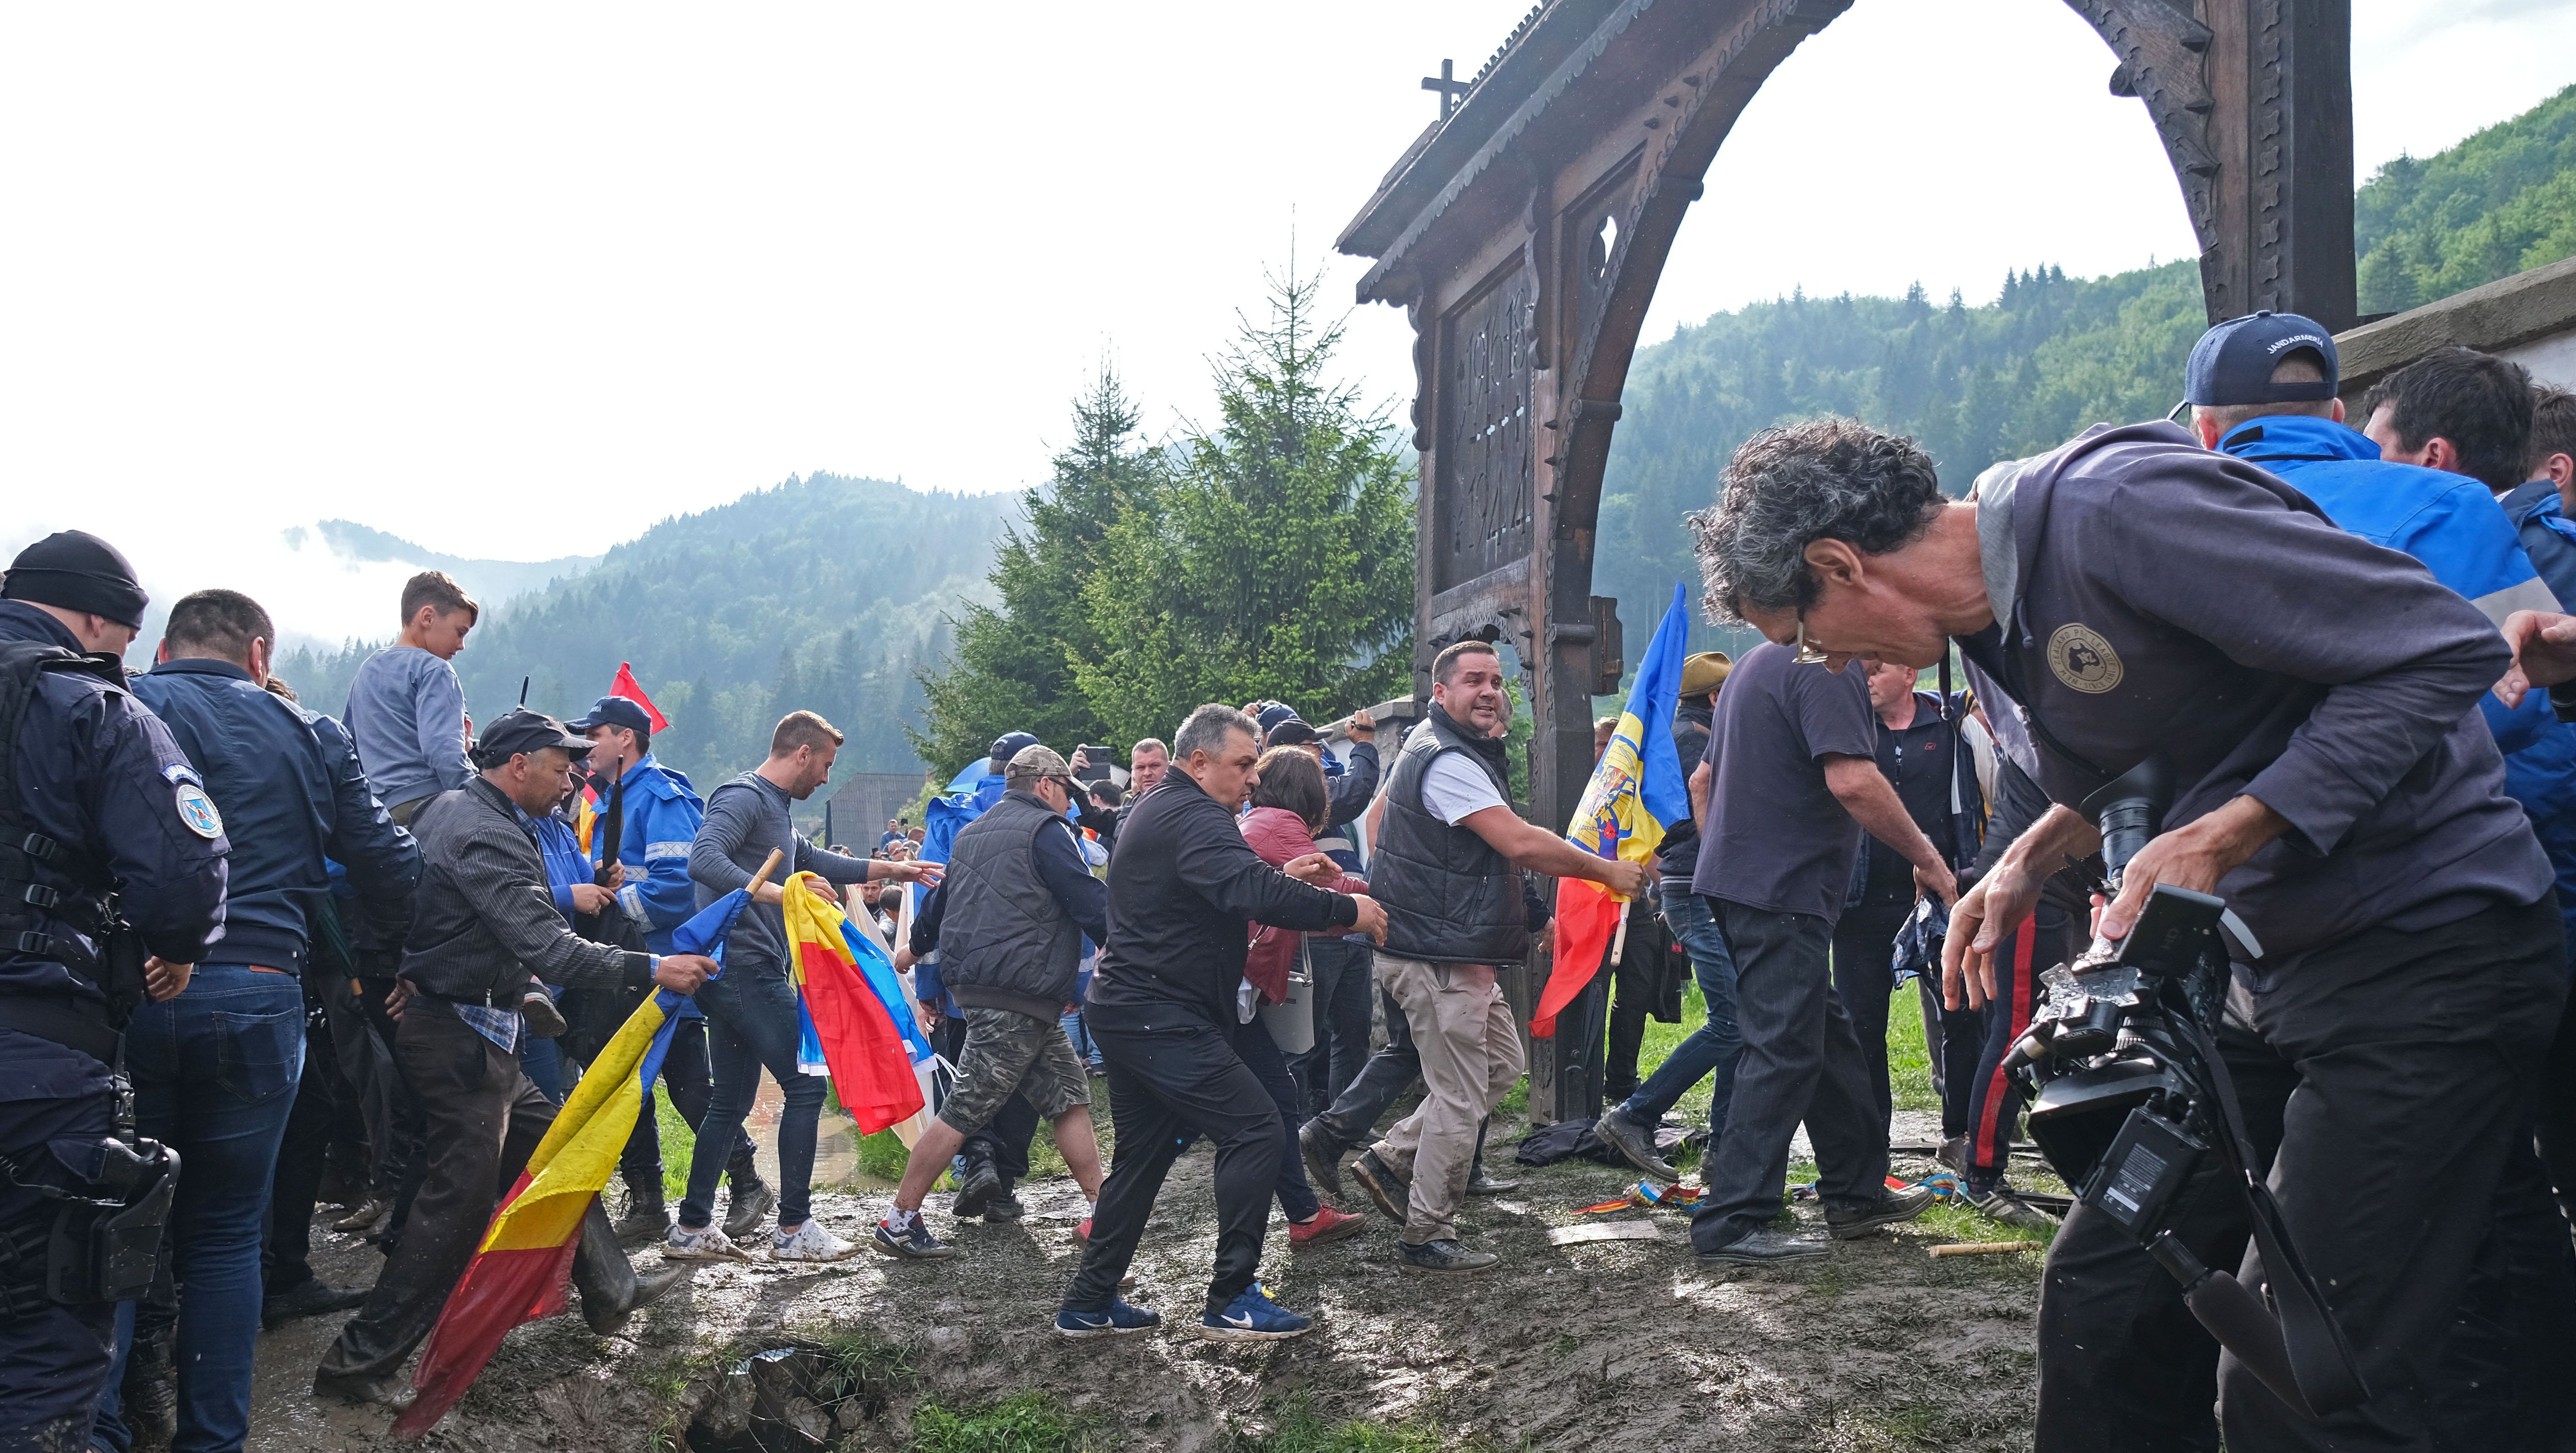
[
  {"xmin": 1053, "ymin": 1298, "xmax": 1161, "ymax": 1339},
  {"xmin": 870, "ymin": 1216, "xmax": 953, "ymax": 1261},
  {"xmin": 1198, "ymin": 1285, "xmax": 1313, "ymax": 1342}
]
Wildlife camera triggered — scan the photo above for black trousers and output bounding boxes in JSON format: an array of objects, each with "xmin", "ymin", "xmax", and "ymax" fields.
[
  {"xmin": 1690, "ymin": 900, "xmax": 1890, "ymax": 1252},
  {"xmin": 1964, "ymin": 902, "xmax": 2070, "ymax": 1182},
  {"xmin": 1830, "ymin": 900, "xmax": 1911, "ymax": 1139},
  {"xmin": 2033, "ymin": 896, "xmax": 2567, "ymax": 1453},
  {"xmin": 316, "ymin": 1009, "xmax": 637, "ymax": 1382},
  {"xmin": 1066, "ymin": 1017, "xmax": 1279, "ymax": 1318},
  {"xmin": 1293, "ymin": 937, "xmax": 1374, "ymax": 1121},
  {"xmin": 263, "ymin": 1007, "xmax": 344, "ymax": 1294},
  {"xmin": 0, "ymin": 1030, "xmax": 118, "ymax": 1453},
  {"xmin": 1605, "ymin": 908, "xmax": 1681, "ymax": 1105},
  {"xmin": 2538, "ymin": 977, "xmax": 2576, "ymax": 1224}
]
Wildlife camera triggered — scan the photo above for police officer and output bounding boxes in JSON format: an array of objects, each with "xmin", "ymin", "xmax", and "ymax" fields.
[
  {"xmin": 93, "ymin": 589, "xmax": 419, "ymax": 1453},
  {"xmin": 0, "ymin": 530, "xmax": 228, "ymax": 1453},
  {"xmin": 567, "ymin": 694, "xmax": 762, "ymax": 1237},
  {"xmin": 1692, "ymin": 417, "xmax": 2566, "ymax": 1450}
]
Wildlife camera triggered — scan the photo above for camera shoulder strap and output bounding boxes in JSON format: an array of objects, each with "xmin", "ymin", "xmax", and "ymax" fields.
[{"xmin": 2175, "ymin": 1015, "xmax": 2370, "ymax": 1415}]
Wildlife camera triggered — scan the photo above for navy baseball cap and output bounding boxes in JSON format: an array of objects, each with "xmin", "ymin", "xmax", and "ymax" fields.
[
  {"xmin": 566, "ymin": 696, "xmax": 653, "ymax": 736},
  {"xmin": 2184, "ymin": 310, "xmax": 2340, "ymax": 406},
  {"xmin": 1253, "ymin": 703, "xmax": 1303, "ymax": 737},
  {"xmin": 988, "ymin": 731, "xmax": 1041, "ymax": 764}
]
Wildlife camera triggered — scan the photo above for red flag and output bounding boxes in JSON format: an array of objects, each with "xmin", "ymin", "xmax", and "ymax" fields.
[
  {"xmin": 1533, "ymin": 880, "xmax": 1621, "ymax": 1039},
  {"xmin": 610, "ymin": 663, "xmax": 668, "ymax": 732}
]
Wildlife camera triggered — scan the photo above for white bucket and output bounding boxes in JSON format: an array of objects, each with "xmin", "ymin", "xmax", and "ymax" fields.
[{"xmin": 1260, "ymin": 969, "xmax": 1316, "ymax": 1055}]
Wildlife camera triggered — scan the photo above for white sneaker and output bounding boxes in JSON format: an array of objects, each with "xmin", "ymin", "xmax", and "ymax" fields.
[
  {"xmin": 771, "ymin": 1219, "xmax": 861, "ymax": 1263},
  {"xmin": 664, "ymin": 1223, "xmax": 754, "ymax": 1261}
]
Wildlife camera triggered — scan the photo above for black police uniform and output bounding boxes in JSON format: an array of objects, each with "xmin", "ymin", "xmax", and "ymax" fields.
[{"xmin": 0, "ymin": 600, "xmax": 227, "ymax": 1453}]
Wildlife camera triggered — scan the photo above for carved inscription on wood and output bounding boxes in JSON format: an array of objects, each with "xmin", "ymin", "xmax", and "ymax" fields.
[{"xmin": 1436, "ymin": 271, "xmax": 1535, "ymax": 592}]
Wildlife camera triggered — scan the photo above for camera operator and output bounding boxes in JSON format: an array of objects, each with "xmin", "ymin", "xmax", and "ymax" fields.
[{"xmin": 1695, "ymin": 416, "xmax": 2565, "ymax": 1451}]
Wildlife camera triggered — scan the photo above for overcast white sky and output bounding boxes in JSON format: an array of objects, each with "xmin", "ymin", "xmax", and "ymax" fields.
[{"xmin": 5, "ymin": 0, "xmax": 2574, "ymax": 645}]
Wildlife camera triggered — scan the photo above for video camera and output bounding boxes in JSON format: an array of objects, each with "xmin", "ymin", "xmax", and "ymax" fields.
[{"xmin": 2007, "ymin": 756, "xmax": 2367, "ymax": 1419}]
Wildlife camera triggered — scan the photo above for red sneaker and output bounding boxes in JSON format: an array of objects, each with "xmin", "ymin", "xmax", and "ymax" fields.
[
  {"xmin": 1073, "ymin": 1216, "xmax": 1091, "ymax": 1245},
  {"xmin": 1289, "ymin": 1205, "xmax": 1367, "ymax": 1249}
]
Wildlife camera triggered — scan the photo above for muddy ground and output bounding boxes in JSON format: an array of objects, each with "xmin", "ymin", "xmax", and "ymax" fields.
[{"xmin": 247, "ymin": 1086, "xmax": 2056, "ymax": 1453}]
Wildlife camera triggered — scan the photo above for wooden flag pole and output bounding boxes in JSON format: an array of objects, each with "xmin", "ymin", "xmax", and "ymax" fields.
[
  {"xmin": 746, "ymin": 848, "xmax": 786, "ymax": 898},
  {"xmin": 1609, "ymin": 899, "xmax": 1632, "ymax": 965}
]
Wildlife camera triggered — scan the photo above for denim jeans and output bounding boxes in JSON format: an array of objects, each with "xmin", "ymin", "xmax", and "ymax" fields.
[
  {"xmin": 680, "ymin": 965, "xmax": 820, "ymax": 1231},
  {"xmin": 1616, "ymin": 884, "xmax": 1744, "ymax": 1150},
  {"xmin": 94, "ymin": 964, "xmax": 305, "ymax": 1453}
]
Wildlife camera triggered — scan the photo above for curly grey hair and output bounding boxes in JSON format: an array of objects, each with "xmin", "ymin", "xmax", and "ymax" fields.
[
  {"xmin": 1690, "ymin": 417, "xmax": 1947, "ymax": 623},
  {"xmin": 1173, "ymin": 703, "xmax": 1258, "ymax": 762}
]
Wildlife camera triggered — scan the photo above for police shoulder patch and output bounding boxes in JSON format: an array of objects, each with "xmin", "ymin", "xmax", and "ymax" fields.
[
  {"xmin": 174, "ymin": 782, "xmax": 224, "ymax": 839},
  {"xmin": 2047, "ymin": 623, "xmax": 2124, "ymax": 695}
]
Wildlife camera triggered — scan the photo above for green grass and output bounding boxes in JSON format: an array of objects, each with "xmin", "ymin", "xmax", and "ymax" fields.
[
  {"xmin": 1626, "ymin": 967, "xmax": 1941, "ymax": 1136},
  {"xmin": 911, "ymin": 1391, "xmax": 1099, "ymax": 1453}
]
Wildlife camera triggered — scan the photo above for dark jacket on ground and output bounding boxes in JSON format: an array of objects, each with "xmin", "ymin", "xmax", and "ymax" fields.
[
  {"xmin": 0, "ymin": 602, "xmax": 228, "ymax": 1005},
  {"xmin": 1967, "ymin": 419, "xmax": 2551, "ymax": 961},
  {"xmin": 932, "ymin": 787, "xmax": 1109, "ymax": 1021},
  {"xmin": 131, "ymin": 658, "xmax": 418, "ymax": 973},
  {"xmin": 1369, "ymin": 706, "xmax": 1529, "ymax": 966},
  {"xmin": 399, "ymin": 776, "xmax": 655, "ymax": 1007},
  {"xmin": 1086, "ymin": 769, "xmax": 1356, "ymax": 1032}
]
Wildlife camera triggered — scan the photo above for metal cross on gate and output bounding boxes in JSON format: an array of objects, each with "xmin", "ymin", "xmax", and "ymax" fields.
[{"xmin": 1420, "ymin": 58, "xmax": 1469, "ymax": 120}]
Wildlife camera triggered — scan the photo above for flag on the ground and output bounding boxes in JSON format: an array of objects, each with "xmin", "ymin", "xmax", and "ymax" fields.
[
  {"xmin": 392, "ymin": 889, "xmax": 749, "ymax": 1439},
  {"xmin": 610, "ymin": 662, "xmax": 669, "ymax": 732},
  {"xmin": 781, "ymin": 873, "xmax": 934, "ymax": 1135},
  {"xmin": 1531, "ymin": 581, "xmax": 1694, "ymax": 1039}
]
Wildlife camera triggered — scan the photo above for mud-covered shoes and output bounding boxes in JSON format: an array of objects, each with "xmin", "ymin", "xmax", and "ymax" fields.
[
  {"xmin": 773, "ymin": 1219, "xmax": 862, "ymax": 1262},
  {"xmin": 871, "ymin": 1212, "xmax": 954, "ymax": 1261},
  {"xmin": 1054, "ymin": 1298, "xmax": 1161, "ymax": 1339},
  {"xmin": 663, "ymin": 1223, "xmax": 755, "ymax": 1261}
]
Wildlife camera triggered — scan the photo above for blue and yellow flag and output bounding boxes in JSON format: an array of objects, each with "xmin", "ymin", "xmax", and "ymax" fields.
[{"xmin": 1534, "ymin": 582, "xmax": 1693, "ymax": 1038}]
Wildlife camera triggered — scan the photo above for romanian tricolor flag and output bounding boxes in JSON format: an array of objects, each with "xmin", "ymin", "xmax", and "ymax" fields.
[
  {"xmin": 1532, "ymin": 582, "xmax": 1694, "ymax": 1038},
  {"xmin": 392, "ymin": 889, "xmax": 749, "ymax": 1439},
  {"xmin": 781, "ymin": 873, "xmax": 934, "ymax": 1138}
]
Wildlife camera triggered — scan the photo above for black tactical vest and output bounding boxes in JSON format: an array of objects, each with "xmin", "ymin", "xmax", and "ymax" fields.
[{"xmin": 0, "ymin": 638, "xmax": 124, "ymax": 995}]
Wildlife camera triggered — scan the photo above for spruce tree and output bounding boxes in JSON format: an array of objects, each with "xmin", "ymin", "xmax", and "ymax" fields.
[
  {"xmin": 1072, "ymin": 260, "xmax": 1415, "ymax": 744},
  {"xmin": 911, "ymin": 367, "xmax": 1161, "ymax": 775}
]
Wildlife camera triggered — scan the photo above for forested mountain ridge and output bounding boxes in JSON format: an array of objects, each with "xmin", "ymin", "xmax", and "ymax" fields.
[
  {"xmin": 277, "ymin": 474, "xmax": 1013, "ymax": 789},
  {"xmin": 1595, "ymin": 85, "xmax": 2576, "ymax": 661}
]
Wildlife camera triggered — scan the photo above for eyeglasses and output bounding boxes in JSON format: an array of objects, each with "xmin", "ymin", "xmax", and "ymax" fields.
[{"xmin": 1794, "ymin": 614, "xmax": 1830, "ymax": 665}]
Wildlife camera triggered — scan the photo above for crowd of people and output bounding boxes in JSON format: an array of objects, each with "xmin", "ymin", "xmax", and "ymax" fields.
[{"xmin": 3, "ymin": 307, "xmax": 2575, "ymax": 1451}]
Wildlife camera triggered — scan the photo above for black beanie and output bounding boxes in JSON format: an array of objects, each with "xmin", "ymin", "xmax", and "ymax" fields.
[{"xmin": 2, "ymin": 530, "xmax": 149, "ymax": 629}]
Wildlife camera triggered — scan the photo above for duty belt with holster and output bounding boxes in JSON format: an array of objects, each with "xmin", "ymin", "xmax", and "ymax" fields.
[{"xmin": 0, "ymin": 636, "xmax": 182, "ymax": 1308}]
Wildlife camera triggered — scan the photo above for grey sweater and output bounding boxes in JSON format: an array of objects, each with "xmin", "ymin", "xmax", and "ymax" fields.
[
  {"xmin": 344, "ymin": 646, "xmax": 474, "ymax": 809},
  {"xmin": 690, "ymin": 771, "xmax": 874, "ymax": 976}
]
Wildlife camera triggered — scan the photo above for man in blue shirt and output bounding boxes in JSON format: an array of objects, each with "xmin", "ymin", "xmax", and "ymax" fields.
[
  {"xmin": 100, "ymin": 591, "xmax": 418, "ymax": 1453},
  {"xmin": 569, "ymin": 693, "xmax": 759, "ymax": 1239}
]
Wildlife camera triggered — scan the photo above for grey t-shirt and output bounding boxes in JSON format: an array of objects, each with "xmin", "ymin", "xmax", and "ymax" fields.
[
  {"xmin": 1691, "ymin": 641, "xmax": 1876, "ymax": 923},
  {"xmin": 343, "ymin": 646, "xmax": 473, "ymax": 810},
  {"xmin": 690, "ymin": 771, "xmax": 874, "ymax": 976}
]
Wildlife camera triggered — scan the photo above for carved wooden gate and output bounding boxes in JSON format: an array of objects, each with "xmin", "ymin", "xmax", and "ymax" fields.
[{"xmin": 1337, "ymin": 0, "xmax": 2356, "ymax": 1121}]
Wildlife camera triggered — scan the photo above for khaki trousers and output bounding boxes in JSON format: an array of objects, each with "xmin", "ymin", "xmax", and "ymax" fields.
[{"xmin": 1368, "ymin": 952, "xmax": 1523, "ymax": 1245}]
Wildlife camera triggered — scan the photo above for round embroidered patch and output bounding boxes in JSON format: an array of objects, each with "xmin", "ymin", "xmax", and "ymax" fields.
[
  {"xmin": 2047, "ymin": 623, "xmax": 2123, "ymax": 695},
  {"xmin": 175, "ymin": 782, "xmax": 224, "ymax": 839}
]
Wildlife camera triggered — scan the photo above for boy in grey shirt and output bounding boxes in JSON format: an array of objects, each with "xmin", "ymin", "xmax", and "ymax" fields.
[{"xmin": 344, "ymin": 571, "xmax": 478, "ymax": 820}]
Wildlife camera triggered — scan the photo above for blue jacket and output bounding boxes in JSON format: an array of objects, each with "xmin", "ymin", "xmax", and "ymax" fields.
[
  {"xmin": 2498, "ymin": 479, "xmax": 2576, "ymax": 611},
  {"xmin": 2222, "ymin": 417, "xmax": 2576, "ymax": 955},
  {"xmin": 533, "ymin": 809, "xmax": 592, "ymax": 927},
  {"xmin": 2219, "ymin": 414, "xmax": 2561, "ymax": 754},
  {"xmin": 132, "ymin": 658, "xmax": 419, "ymax": 973},
  {"xmin": 0, "ymin": 603, "xmax": 229, "ymax": 1004},
  {"xmin": 584, "ymin": 754, "xmax": 704, "ymax": 953}
]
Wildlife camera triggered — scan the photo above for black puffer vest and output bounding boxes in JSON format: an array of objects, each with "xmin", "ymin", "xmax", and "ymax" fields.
[
  {"xmin": 1371, "ymin": 707, "xmax": 1528, "ymax": 965},
  {"xmin": 939, "ymin": 789, "xmax": 1084, "ymax": 1020}
]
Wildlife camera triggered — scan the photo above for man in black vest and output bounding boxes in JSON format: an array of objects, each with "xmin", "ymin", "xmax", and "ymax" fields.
[
  {"xmin": 1058, "ymin": 705, "xmax": 1384, "ymax": 1342},
  {"xmin": 1348, "ymin": 641, "xmax": 1650, "ymax": 1274},
  {"xmin": 875, "ymin": 745, "xmax": 1108, "ymax": 1260},
  {"xmin": 313, "ymin": 711, "xmax": 716, "ymax": 1410}
]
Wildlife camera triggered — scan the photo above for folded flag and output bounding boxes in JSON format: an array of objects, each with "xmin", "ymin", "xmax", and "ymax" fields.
[
  {"xmin": 1532, "ymin": 581, "xmax": 1694, "ymax": 1038},
  {"xmin": 393, "ymin": 889, "xmax": 748, "ymax": 1438},
  {"xmin": 781, "ymin": 873, "xmax": 934, "ymax": 1136}
]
